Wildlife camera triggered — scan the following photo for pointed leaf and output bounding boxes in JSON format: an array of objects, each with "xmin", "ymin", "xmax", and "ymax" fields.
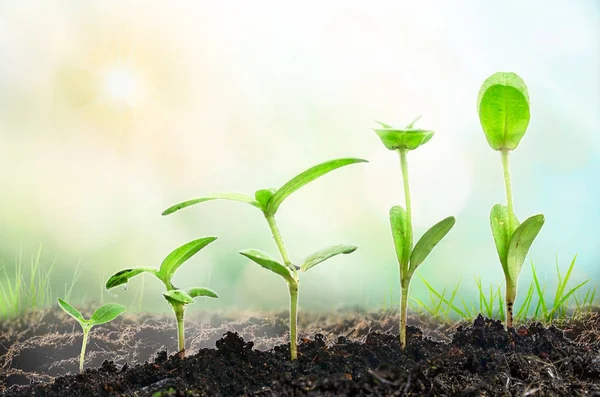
[
  {"xmin": 410, "ymin": 216, "xmax": 455, "ymax": 271},
  {"xmin": 489, "ymin": 204, "xmax": 520, "ymax": 271},
  {"xmin": 105, "ymin": 268, "xmax": 158, "ymax": 291},
  {"xmin": 301, "ymin": 245, "xmax": 357, "ymax": 272},
  {"xmin": 162, "ymin": 193, "xmax": 261, "ymax": 216},
  {"xmin": 405, "ymin": 115, "xmax": 422, "ymax": 129},
  {"xmin": 163, "ymin": 289, "xmax": 195, "ymax": 305},
  {"xmin": 188, "ymin": 287, "xmax": 219, "ymax": 299},
  {"xmin": 265, "ymin": 158, "xmax": 368, "ymax": 215},
  {"xmin": 89, "ymin": 303, "xmax": 126, "ymax": 326},
  {"xmin": 58, "ymin": 299, "xmax": 86, "ymax": 324},
  {"xmin": 159, "ymin": 237, "xmax": 217, "ymax": 282},
  {"xmin": 477, "ymin": 72, "xmax": 531, "ymax": 151},
  {"xmin": 239, "ymin": 249, "xmax": 294, "ymax": 283},
  {"xmin": 375, "ymin": 120, "xmax": 392, "ymax": 128},
  {"xmin": 506, "ymin": 214, "xmax": 545, "ymax": 280},
  {"xmin": 389, "ymin": 206, "xmax": 409, "ymax": 271},
  {"xmin": 255, "ymin": 188, "xmax": 276, "ymax": 211}
]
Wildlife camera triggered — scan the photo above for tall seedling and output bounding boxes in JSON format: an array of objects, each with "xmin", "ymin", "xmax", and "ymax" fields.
[
  {"xmin": 477, "ymin": 72, "xmax": 545, "ymax": 328},
  {"xmin": 105, "ymin": 237, "xmax": 219, "ymax": 354},
  {"xmin": 162, "ymin": 158, "xmax": 366, "ymax": 360},
  {"xmin": 373, "ymin": 116, "xmax": 455, "ymax": 349}
]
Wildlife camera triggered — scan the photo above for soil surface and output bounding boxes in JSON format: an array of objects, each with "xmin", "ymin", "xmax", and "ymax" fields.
[{"xmin": 0, "ymin": 307, "xmax": 599, "ymax": 396}]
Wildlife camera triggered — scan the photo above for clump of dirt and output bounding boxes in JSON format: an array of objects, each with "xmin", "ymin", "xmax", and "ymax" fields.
[{"xmin": 1, "ymin": 309, "xmax": 599, "ymax": 396}]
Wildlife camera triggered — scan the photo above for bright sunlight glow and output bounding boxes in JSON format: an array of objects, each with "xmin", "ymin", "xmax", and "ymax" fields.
[{"xmin": 100, "ymin": 64, "xmax": 144, "ymax": 108}]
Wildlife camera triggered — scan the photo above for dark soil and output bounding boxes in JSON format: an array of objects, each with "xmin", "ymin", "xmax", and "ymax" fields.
[{"xmin": 1, "ymin": 307, "xmax": 599, "ymax": 396}]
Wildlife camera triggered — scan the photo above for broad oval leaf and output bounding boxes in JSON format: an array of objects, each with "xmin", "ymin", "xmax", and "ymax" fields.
[
  {"xmin": 105, "ymin": 268, "xmax": 157, "ymax": 291},
  {"xmin": 489, "ymin": 204, "xmax": 520, "ymax": 271},
  {"xmin": 506, "ymin": 214, "xmax": 545, "ymax": 281},
  {"xmin": 374, "ymin": 128, "xmax": 434, "ymax": 151},
  {"xmin": 58, "ymin": 299, "xmax": 86, "ymax": 324},
  {"xmin": 162, "ymin": 193, "xmax": 261, "ymax": 216},
  {"xmin": 410, "ymin": 216, "xmax": 455, "ymax": 272},
  {"xmin": 159, "ymin": 237, "xmax": 217, "ymax": 282},
  {"xmin": 265, "ymin": 158, "xmax": 368, "ymax": 216},
  {"xmin": 477, "ymin": 72, "xmax": 530, "ymax": 151},
  {"xmin": 301, "ymin": 244, "xmax": 357, "ymax": 272},
  {"xmin": 239, "ymin": 249, "xmax": 294, "ymax": 283},
  {"xmin": 163, "ymin": 289, "xmax": 195, "ymax": 305},
  {"xmin": 389, "ymin": 206, "xmax": 409, "ymax": 271},
  {"xmin": 89, "ymin": 303, "xmax": 126, "ymax": 326},
  {"xmin": 188, "ymin": 287, "xmax": 219, "ymax": 299},
  {"xmin": 255, "ymin": 188, "xmax": 276, "ymax": 212}
]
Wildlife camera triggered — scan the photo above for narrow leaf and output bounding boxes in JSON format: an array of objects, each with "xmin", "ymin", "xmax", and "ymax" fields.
[
  {"xmin": 162, "ymin": 193, "xmax": 261, "ymax": 216},
  {"xmin": 489, "ymin": 204, "xmax": 520, "ymax": 272},
  {"xmin": 389, "ymin": 206, "xmax": 409, "ymax": 271},
  {"xmin": 58, "ymin": 299, "xmax": 86, "ymax": 324},
  {"xmin": 163, "ymin": 289, "xmax": 195, "ymax": 305},
  {"xmin": 254, "ymin": 189, "xmax": 276, "ymax": 212},
  {"xmin": 239, "ymin": 249, "xmax": 293, "ymax": 283},
  {"xmin": 265, "ymin": 158, "xmax": 367, "ymax": 215},
  {"xmin": 374, "ymin": 120, "xmax": 392, "ymax": 128},
  {"xmin": 301, "ymin": 245, "xmax": 357, "ymax": 272},
  {"xmin": 89, "ymin": 303, "xmax": 126, "ymax": 326},
  {"xmin": 506, "ymin": 214, "xmax": 545, "ymax": 280},
  {"xmin": 188, "ymin": 287, "xmax": 219, "ymax": 299},
  {"xmin": 105, "ymin": 268, "xmax": 157, "ymax": 291},
  {"xmin": 159, "ymin": 237, "xmax": 217, "ymax": 282},
  {"xmin": 410, "ymin": 216, "xmax": 455, "ymax": 271}
]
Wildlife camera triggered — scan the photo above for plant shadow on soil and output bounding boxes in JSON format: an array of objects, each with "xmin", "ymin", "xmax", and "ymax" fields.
[{"xmin": 1, "ymin": 307, "xmax": 600, "ymax": 396}]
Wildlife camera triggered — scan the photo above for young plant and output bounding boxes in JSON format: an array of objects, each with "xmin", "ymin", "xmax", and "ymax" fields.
[
  {"xmin": 477, "ymin": 72, "xmax": 545, "ymax": 328},
  {"xmin": 162, "ymin": 158, "xmax": 366, "ymax": 360},
  {"xmin": 57, "ymin": 299, "xmax": 126, "ymax": 372},
  {"xmin": 373, "ymin": 116, "xmax": 455, "ymax": 349},
  {"xmin": 105, "ymin": 237, "xmax": 219, "ymax": 354}
]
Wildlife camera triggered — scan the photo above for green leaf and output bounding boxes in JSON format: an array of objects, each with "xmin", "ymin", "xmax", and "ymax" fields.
[
  {"xmin": 477, "ymin": 72, "xmax": 530, "ymax": 151},
  {"xmin": 374, "ymin": 128, "xmax": 434, "ymax": 151},
  {"xmin": 410, "ymin": 216, "xmax": 455, "ymax": 272},
  {"xmin": 255, "ymin": 189, "xmax": 276, "ymax": 211},
  {"xmin": 163, "ymin": 289, "xmax": 195, "ymax": 305},
  {"xmin": 389, "ymin": 206, "xmax": 409, "ymax": 271},
  {"xmin": 239, "ymin": 249, "xmax": 294, "ymax": 283},
  {"xmin": 162, "ymin": 193, "xmax": 261, "ymax": 216},
  {"xmin": 301, "ymin": 245, "xmax": 357, "ymax": 272},
  {"xmin": 188, "ymin": 287, "xmax": 219, "ymax": 299},
  {"xmin": 506, "ymin": 214, "xmax": 545, "ymax": 281},
  {"xmin": 89, "ymin": 303, "xmax": 126, "ymax": 326},
  {"xmin": 265, "ymin": 158, "xmax": 368, "ymax": 216},
  {"xmin": 105, "ymin": 268, "xmax": 157, "ymax": 291},
  {"xmin": 489, "ymin": 204, "xmax": 520, "ymax": 271},
  {"xmin": 58, "ymin": 299, "xmax": 86, "ymax": 324},
  {"xmin": 159, "ymin": 237, "xmax": 217, "ymax": 282},
  {"xmin": 374, "ymin": 120, "xmax": 392, "ymax": 128}
]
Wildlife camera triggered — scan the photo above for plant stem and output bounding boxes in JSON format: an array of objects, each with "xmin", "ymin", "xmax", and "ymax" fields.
[
  {"xmin": 505, "ymin": 277, "xmax": 516, "ymax": 328},
  {"xmin": 288, "ymin": 281, "xmax": 299, "ymax": 360},
  {"xmin": 400, "ymin": 282, "xmax": 409, "ymax": 349},
  {"xmin": 174, "ymin": 304, "xmax": 185, "ymax": 353},
  {"xmin": 80, "ymin": 327, "xmax": 90, "ymax": 373},
  {"xmin": 398, "ymin": 149, "xmax": 413, "ymax": 349},
  {"xmin": 265, "ymin": 215, "xmax": 293, "ymax": 269},
  {"xmin": 501, "ymin": 149, "xmax": 514, "ymax": 231}
]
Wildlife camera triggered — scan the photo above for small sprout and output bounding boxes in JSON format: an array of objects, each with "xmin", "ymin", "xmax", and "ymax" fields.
[
  {"xmin": 58, "ymin": 299, "xmax": 126, "ymax": 372},
  {"xmin": 163, "ymin": 158, "xmax": 366, "ymax": 360},
  {"xmin": 477, "ymin": 72, "xmax": 545, "ymax": 328},
  {"xmin": 105, "ymin": 237, "xmax": 219, "ymax": 354},
  {"xmin": 373, "ymin": 117, "xmax": 455, "ymax": 349}
]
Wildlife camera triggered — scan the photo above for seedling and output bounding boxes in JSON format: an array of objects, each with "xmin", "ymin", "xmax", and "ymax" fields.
[
  {"xmin": 162, "ymin": 158, "xmax": 366, "ymax": 360},
  {"xmin": 477, "ymin": 72, "xmax": 545, "ymax": 328},
  {"xmin": 57, "ymin": 299, "xmax": 126, "ymax": 372},
  {"xmin": 105, "ymin": 237, "xmax": 219, "ymax": 354},
  {"xmin": 373, "ymin": 116, "xmax": 455, "ymax": 349}
]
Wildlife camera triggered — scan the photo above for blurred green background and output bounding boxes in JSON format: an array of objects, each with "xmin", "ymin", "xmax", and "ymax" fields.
[{"xmin": 0, "ymin": 1, "xmax": 599, "ymax": 315}]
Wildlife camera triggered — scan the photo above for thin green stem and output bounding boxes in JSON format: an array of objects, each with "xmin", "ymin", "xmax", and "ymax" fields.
[
  {"xmin": 288, "ymin": 281, "xmax": 299, "ymax": 360},
  {"xmin": 501, "ymin": 149, "xmax": 514, "ymax": 231},
  {"xmin": 400, "ymin": 282, "xmax": 409, "ymax": 349},
  {"xmin": 265, "ymin": 215, "xmax": 293, "ymax": 269},
  {"xmin": 398, "ymin": 149, "xmax": 413, "ymax": 265},
  {"xmin": 174, "ymin": 304, "xmax": 185, "ymax": 353},
  {"xmin": 80, "ymin": 326, "xmax": 90, "ymax": 373},
  {"xmin": 505, "ymin": 276, "xmax": 516, "ymax": 328}
]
